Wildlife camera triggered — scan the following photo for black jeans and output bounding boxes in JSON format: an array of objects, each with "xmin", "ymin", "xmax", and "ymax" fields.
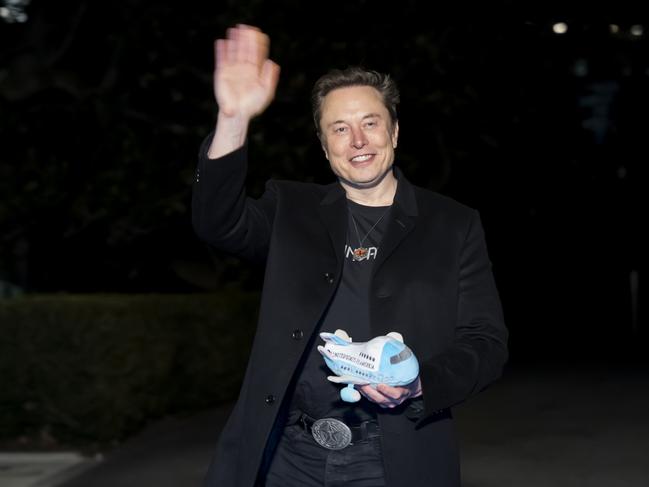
[{"xmin": 263, "ymin": 422, "xmax": 387, "ymax": 487}]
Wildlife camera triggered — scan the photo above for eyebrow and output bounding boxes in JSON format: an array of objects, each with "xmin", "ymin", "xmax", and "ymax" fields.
[{"xmin": 327, "ymin": 113, "xmax": 383, "ymax": 128}]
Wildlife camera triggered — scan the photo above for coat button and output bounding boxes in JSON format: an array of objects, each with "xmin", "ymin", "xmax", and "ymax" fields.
[
  {"xmin": 292, "ymin": 329, "xmax": 304, "ymax": 340},
  {"xmin": 376, "ymin": 288, "xmax": 391, "ymax": 298},
  {"xmin": 265, "ymin": 395, "xmax": 275, "ymax": 405},
  {"xmin": 324, "ymin": 272, "xmax": 335, "ymax": 284}
]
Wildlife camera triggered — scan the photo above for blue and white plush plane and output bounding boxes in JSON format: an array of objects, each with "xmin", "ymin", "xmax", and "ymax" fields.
[{"xmin": 317, "ymin": 329, "xmax": 420, "ymax": 403}]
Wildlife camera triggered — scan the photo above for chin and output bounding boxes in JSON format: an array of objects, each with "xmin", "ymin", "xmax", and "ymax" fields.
[{"xmin": 348, "ymin": 165, "xmax": 377, "ymax": 178}]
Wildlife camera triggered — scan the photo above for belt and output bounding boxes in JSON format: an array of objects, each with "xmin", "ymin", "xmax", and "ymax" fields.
[{"xmin": 296, "ymin": 412, "xmax": 380, "ymax": 450}]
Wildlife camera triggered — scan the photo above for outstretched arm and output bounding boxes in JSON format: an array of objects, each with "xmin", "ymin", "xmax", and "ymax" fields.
[{"xmin": 208, "ymin": 24, "xmax": 280, "ymax": 159}]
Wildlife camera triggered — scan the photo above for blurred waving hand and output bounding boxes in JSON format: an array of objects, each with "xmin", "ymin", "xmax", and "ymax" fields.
[{"xmin": 214, "ymin": 24, "xmax": 280, "ymax": 120}]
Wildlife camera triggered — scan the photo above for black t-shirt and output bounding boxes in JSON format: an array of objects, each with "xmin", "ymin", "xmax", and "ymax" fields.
[{"xmin": 289, "ymin": 199, "xmax": 392, "ymax": 423}]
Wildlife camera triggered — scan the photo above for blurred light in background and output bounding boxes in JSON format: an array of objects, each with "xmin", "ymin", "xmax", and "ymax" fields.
[
  {"xmin": 0, "ymin": 0, "xmax": 29, "ymax": 23},
  {"xmin": 552, "ymin": 22, "xmax": 568, "ymax": 34},
  {"xmin": 630, "ymin": 25, "xmax": 644, "ymax": 37}
]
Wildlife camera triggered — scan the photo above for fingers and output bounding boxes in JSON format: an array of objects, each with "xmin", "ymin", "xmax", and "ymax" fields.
[
  {"xmin": 238, "ymin": 25, "xmax": 269, "ymax": 66},
  {"xmin": 227, "ymin": 27, "xmax": 238, "ymax": 61},
  {"xmin": 358, "ymin": 384, "xmax": 405, "ymax": 408},
  {"xmin": 215, "ymin": 24, "xmax": 270, "ymax": 71},
  {"xmin": 261, "ymin": 60, "xmax": 281, "ymax": 96},
  {"xmin": 376, "ymin": 384, "xmax": 409, "ymax": 401},
  {"xmin": 215, "ymin": 38, "xmax": 226, "ymax": 69},
  {"xmin": 357, "ymin": 383, "xmax": 415, "ymax": 408},
  {"xmin": 234, "ymin": 26, "xmax": 253, "ymax": 64},
  {"xmin": 358, "ymin": 385, "xmax": 388, "ymax": 404}
]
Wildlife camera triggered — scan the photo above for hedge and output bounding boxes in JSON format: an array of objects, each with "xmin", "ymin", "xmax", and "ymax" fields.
[{"xmin": 0, "ymin": 292, "xmax": 259, "ymax": 447}]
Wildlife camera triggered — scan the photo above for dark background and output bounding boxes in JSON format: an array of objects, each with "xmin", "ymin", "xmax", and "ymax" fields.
[{"xmin": 1, "ymin": 0, "xmax": 646, "ymax": 364}]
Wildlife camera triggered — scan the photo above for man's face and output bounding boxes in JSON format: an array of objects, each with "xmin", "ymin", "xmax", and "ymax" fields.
[{"xmin": 319, "ymin": 86, "xmax": 399, "ymax": 188}]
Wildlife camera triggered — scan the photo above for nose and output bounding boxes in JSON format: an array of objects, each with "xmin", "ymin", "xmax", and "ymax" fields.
[{"xmin": 350, "ymin": 127, "xmax": 367, "ymax": 149}]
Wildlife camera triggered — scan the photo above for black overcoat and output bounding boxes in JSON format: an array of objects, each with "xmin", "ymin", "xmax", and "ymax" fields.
[{"xmin": 192, "ymin": 141, "xmax": 508, "ymax": 487}]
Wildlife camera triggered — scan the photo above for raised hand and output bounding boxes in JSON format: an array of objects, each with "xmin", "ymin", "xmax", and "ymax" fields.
[{"xmin": 214, "ymin": 24, "xmax": 280, "ymax": 120}]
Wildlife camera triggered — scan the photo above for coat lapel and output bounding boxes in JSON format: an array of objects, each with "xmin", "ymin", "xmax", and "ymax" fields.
[
  {"xmin": 317, "ymin": 183, "xmax": 347, "ymax": 265},
  {"xmin": 373, "ymin": 168, "xmax": 418, "ymax": 274}
]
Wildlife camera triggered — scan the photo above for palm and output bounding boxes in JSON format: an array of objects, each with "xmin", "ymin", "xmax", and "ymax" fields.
[{"xmin": 215, "ymin": 64, "xmax": 274, "ymax": 119}]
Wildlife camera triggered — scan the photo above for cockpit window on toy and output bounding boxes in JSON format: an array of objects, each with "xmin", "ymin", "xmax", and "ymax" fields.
[{"xmin": 390, "ymin": 348, "xmax": 413, "ymax": 364}]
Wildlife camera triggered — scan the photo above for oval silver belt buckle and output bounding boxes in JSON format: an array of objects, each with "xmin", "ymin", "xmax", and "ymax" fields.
[{"xmin": 311, "ymin": 418, "xmax": 352, "ymax": 450}]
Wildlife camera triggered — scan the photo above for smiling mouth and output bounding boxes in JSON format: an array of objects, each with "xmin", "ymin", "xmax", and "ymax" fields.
[{"xmin": 349, "ymin": 154, "xmax": 375, "ymax": 163}]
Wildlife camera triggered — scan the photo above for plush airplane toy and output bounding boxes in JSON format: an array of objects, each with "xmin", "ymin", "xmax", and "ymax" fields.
[{"xmin": 317, "ymin": 329, "xmax": 420, "ymax": 403}]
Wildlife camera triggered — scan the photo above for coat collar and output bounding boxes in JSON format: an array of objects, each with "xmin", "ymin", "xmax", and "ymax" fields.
[
  {"xmin": 317, "ymin": 167, "xmax": 418, "ymax": 266},
  {"xmin": 319, "ymin": 167, "xmax": 418, "ymax": 215}
]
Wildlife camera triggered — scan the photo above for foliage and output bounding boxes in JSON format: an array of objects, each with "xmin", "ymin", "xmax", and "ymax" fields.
[
  {"xmin": 0, "ymin": 0, "xmax": 532, "ymax": 292},
  {"xmin": 0, "ymin": 292, "xmax": 258, "ymax": 447}
]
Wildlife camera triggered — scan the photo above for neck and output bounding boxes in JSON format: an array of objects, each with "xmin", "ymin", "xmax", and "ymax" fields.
[{"xmin": 341, "ymin": 171, "xmax": 398, "ymax": 207}]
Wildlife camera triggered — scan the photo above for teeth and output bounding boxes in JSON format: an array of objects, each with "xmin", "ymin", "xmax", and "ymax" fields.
[{"xmin": 351, "ymin": 155, "xmax": 373, "ymax": 162}]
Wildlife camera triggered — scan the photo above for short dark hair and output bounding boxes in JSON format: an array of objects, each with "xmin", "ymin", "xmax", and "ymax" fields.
[{"xmin": 311, "ymin": 66, "xmax": 400, "ymax": 139}]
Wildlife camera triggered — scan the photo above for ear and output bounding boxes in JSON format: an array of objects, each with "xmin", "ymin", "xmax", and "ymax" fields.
[
  {"xmin": 321, "ymin": 142, "xmax": 329, "ymax": 160},
  {"xmin": 391, "ymin": 121, "xmax": 399, "ymax": 149}
]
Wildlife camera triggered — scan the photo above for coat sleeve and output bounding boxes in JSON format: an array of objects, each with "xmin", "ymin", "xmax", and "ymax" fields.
[
  {"xmin": 192, "ymin": 134, "xmax": 277, "ymax": 264},
  {"xmin": 417, "ymin": 210, "xmax": 508, "ymax": 422}
]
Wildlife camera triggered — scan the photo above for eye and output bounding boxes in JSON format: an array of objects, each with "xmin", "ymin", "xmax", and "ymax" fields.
[
  {"xmin": 334, "ymin": 126, "xmax": 347, "ymax": 134},
  {"xmin": 363, "ymin": 120, "xmax": 377, "ymax": 128}
]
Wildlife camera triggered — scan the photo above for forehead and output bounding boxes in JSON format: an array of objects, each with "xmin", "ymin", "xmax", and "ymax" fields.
[{"xmin": 321, "ymin": 85, "xmax": 387, "ymax": 121}]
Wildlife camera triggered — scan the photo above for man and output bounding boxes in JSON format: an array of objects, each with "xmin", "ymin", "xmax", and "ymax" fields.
[{"xmin": 193, "ymin": 24, "xmax": 508, "ymax": 487}]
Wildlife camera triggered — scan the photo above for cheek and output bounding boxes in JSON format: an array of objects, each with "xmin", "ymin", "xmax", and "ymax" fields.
[
  {"xmin": 326, "ymin": 140, "xmax": 348, "ymax": 159},
  {"xmin": 367, "ymin": 131, "xmax": 389, "ymax": 147}
]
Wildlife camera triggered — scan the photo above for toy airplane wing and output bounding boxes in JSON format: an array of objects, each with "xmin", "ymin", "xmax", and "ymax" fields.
[
  {"xmin": 326, "ymin": 375, "xmax": 368, "ymax": 385},
  {"xmin": 320, "ymin": 329, "xmax": 352, "ymax": 345}
]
